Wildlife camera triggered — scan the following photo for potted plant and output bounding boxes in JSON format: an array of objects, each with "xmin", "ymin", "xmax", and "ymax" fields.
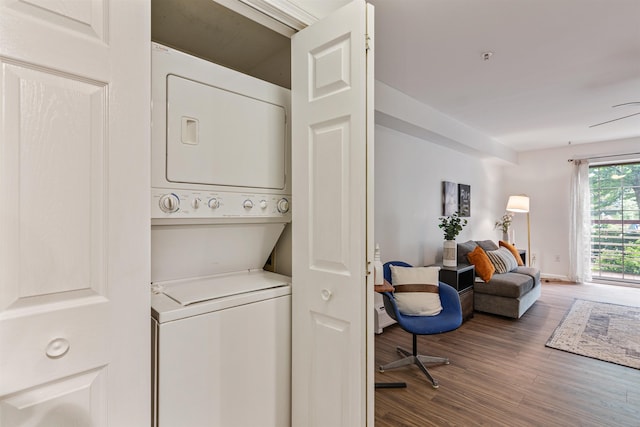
[
  {"xmin": 438, "ymin": 212, "xmax": 468, "ymax": 266},
  {"xmin": 494, "ymin": 212, "xmax": 514, "ymax": 243}
]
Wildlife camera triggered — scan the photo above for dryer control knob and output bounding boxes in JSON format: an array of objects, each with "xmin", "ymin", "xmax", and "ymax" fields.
[
  {"xmin": 259, "ymin": 200, "xmax": 268, "ymax": 209},
  {"xmin": 208, "ymin": 198, "xmax": 220, "ymax": 209},
  {"xmin": 243, "ymin": 199, "xmax": 254, "ymax": 209},
  {"xmin": 191, "ymin": 197, "xmax": 201, "ymax": 209},
  {"xmin": 277, "ymin": 198, "xmax": 290, "ymax": 214},
  {"xmin": 159, "ymin": 193, "xmax": 180, "ymax": 213}
]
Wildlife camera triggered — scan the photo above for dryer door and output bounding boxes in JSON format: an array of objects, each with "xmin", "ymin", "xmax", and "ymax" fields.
[{"xmin": 166, "ymin": 74, "xmax": 286, "ymax": 189}]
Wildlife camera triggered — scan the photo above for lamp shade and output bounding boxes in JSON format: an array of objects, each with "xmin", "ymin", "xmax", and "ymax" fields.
[{"xmin": 506, "ymin": 195, "xmax": 530, "ymax": 213}]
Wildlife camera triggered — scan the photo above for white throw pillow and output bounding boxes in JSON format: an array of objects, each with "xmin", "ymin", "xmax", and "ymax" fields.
[{"xmin": 390, "ymin": 265, "xmax": 442, "ymax": 316}]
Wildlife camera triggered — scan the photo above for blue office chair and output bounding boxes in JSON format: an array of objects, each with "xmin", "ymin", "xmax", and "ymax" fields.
[{"xmin": 378, "ymin": 261, "xmax": 463, "ymax": 388}]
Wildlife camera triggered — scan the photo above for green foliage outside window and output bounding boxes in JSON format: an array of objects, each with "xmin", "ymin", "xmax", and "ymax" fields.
[{"xmin": 590, "ymin": 162, "xmax": 640, "ymax": 278}]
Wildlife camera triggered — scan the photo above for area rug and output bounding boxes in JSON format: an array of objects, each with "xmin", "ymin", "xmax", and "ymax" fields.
[{"xmin": 545, "ymin": 299, "xmax": 640, "ymax": 369}]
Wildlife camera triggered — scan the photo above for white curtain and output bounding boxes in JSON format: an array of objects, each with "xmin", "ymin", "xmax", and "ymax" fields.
[{"xmin": 568, "ymin": 159, "xmax": 591, "ymax": 283}]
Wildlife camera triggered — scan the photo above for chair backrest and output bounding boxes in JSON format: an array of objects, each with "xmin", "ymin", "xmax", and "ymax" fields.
[{"xmin": 381, "ymin": 261, "xmax": 412, "ymax": 321}]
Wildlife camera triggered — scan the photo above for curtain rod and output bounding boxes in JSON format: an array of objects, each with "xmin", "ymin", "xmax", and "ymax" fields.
[{"xmin": 567, "ymin": 152, "xmax": 640, "ymax": 163}]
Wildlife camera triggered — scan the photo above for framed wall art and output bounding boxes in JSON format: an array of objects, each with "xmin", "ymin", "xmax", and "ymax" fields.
[
  {"xmin": 442, "ymin": 181, "xmax": 458, "ymax": 216},
  {"xmin": 458, "ymin": 184, "xmax": 471, "ymax": 217}
]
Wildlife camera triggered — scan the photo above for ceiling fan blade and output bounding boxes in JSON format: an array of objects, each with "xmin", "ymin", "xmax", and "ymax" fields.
[
  {"xmin": 589, "ymin": 111, "xmax": 640, "ymax": 128},
  {"xmin": 612, "ymin": 102, "xmax": 640, "ymax": 108}
]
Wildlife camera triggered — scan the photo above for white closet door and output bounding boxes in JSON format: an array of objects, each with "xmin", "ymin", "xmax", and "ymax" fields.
[
  {"xmin": 291, "ymin": 1, "xmax": 374, "ymax": 426},
  {"xmin": 0, "ymin": 1, "xmax": 150, "ymax": 426}
]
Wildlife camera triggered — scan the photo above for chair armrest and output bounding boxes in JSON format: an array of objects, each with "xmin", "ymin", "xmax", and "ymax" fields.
[{"xmin": 381, "ymin": 291, "xmax": 399, "ymax": 321}]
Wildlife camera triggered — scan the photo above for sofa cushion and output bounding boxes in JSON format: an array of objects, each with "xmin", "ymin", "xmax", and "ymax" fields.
[
  {"xmin": 486, "ymin": 247, "xmax": 519, "ymax": 273},
  {"xmin": 476, "ymin": 240, "xmax": 499, "ymax": 252},
  {"xmin": 499, "ymin": 240, "xmax": 524, "ymax": 266},
  {"xmin": 473, "ymin": 272, "xmax": 535, "ymax": 298},
  {"xmin": 457, "ymin": 240, "xmax": 478, "ymax": 263},
  {"xmin": 390, "ymin": 265, "xmax": 443, "ymax": 316},
  {"xmin": 467, "ymin": 246, "xmax": 495, "ymax": 282},
  {"xmin": 513, "ymin": 266, "xmax": 541, "ymax": 284}
]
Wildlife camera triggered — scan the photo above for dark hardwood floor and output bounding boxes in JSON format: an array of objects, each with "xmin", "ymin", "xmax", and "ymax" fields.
[{"xmin": 375, "ymin": 281, "xmax": 640, "ymax": 426}]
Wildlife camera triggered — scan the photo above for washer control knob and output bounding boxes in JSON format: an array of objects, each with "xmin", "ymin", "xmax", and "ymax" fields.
[
  {"xmin": 191, "ymin": 197, "xmax": 201, "ymax": 209},
  {"xmin": 277, "ymin": 198, "xmax": 290, "ymax": 214},
  {"xmin": 159, "ymin": 193, "xmax": 180, "ymax": 213},
  {"xmin": 243, "ymin": 199, "xmax": 254, "ymax": 209},
  {"xmin": 259, "ymin": 200, "xmax": 268, "ymax": 209},
  {"xmin": 208, "ymin": 198, "xmax": 220, "ymax": 209}
]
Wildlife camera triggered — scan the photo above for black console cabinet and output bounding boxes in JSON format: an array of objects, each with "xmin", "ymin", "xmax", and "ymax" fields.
[{"xmin": 431, "ymin": 263, "xmax": 475, "ymax": 322}]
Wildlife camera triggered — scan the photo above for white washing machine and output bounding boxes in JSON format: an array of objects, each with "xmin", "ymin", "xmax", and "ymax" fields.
[
  {"xmin": 151, "ymin": 269, "xmax": 291, "ymax": 427},
  {"xmin": 150, "ymin": 221, "xmax": 292, "ymax": 427}
]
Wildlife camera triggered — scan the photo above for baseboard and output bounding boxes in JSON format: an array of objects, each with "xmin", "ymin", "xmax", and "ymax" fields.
[{"xmin": 540, "ymin": 273, "xmax": 573, "ymax": 283}]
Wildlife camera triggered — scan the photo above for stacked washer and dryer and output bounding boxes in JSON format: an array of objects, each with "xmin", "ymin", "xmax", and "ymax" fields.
[{"xmin": 150, "ymin": 43, "xmax": 292, "ymax": 427}]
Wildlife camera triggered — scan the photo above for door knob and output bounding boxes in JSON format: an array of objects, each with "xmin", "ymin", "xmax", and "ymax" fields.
[{"xmin": 46, "ymin": 337, "xmax": 70, "ymax": 359}]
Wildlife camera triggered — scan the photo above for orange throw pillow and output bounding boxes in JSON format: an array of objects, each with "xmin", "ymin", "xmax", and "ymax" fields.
[
  {"xmin": 467, "ymin": 246, "xmax": 495, "ymax": 282},
  {"xmin": 499, "ymin": 240, "xmax": 524, "ymax": 266}
]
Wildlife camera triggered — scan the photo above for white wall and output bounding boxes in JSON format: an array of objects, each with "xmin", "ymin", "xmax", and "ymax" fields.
[
  {"xmin": 502, "ymin": 136, "xmax": 640, "ymax": 279},
  {"xmin": 375, "ymin": 125, "xmax": 640, "ymax": 280},
  {"xmin": 374, "ymin": 125, "xmax": 505, "ymax": 267},
  {"xmin": 375, "ymin": 79, "xmax": 640, "ymax": 279}
]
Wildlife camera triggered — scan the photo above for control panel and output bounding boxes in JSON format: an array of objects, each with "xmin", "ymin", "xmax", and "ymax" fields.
[{"xmin": 151, "ymin": 188, "xmax": 291, "ymax": 220}]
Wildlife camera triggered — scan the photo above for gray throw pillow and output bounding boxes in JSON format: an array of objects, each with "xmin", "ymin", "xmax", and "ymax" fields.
[
  {"xmin": 476, "ymin": 239, "xmax": 499, "ymax": 252},
  {"xmin": 457, "ymin": 240, "xmax": 478, "ymax": 263}
]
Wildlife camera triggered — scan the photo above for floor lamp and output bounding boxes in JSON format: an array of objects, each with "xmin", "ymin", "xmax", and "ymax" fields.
[{"xmin": 506, "ymin": 195, "xmax": 531, "ymax": 266}]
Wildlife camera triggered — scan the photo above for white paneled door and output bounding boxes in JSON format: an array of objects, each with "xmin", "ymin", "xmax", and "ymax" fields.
[
  {"xmin": 291, "ymin": 1, "xmax": 374, "ymax": 426},
  {"xmin": 0, "ymin": 1, "xmax": 150, "ymax": 426}
]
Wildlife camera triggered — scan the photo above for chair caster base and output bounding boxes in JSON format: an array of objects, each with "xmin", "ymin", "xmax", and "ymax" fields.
[{"xmin": 378, "ymin": 345, "xmax": 448, "ymax": 388}]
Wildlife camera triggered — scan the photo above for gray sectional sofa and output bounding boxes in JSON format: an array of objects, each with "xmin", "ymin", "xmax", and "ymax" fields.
[{"xmin": 457, "ymin": 240, "xmax": 541, "ymax": 319}]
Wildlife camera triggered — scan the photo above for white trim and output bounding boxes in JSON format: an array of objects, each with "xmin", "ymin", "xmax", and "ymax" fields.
[
  {"xmin": 239, "ymin": 0, "xmax": 319, "ymax": 31},
  {"xmin": 540, "ymin": 273, "xmax": 572, "ymax": 282},
  {"xmin": 213, "ymin": 0, "xmax": 299, "ymax": 37}
]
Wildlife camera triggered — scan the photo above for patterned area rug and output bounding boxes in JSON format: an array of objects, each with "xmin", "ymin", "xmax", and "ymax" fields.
[{"xmin": 546, "ymin": 299, "xmax": 640, "ymax": 369}]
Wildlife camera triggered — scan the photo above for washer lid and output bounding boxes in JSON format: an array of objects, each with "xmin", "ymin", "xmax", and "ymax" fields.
[{"xmin": 157, "ymin": 270, "xmax": 290, "ymax": 306}]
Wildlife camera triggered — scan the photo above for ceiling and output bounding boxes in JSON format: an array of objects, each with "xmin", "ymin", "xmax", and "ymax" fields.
[
  {"xmin": 369, "ymin": 0, "xmax": 640, "ymax": 152},
  {"xmin": 153, "ymin": 0, "xmax": 640, "ymax": 154}
]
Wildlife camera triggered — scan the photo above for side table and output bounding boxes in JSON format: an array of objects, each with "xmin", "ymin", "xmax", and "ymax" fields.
[
  {"xmin": 518, "ymin": 249, "xmax": 526, "ymax": 266},
  {"xmin": 431, "ymin": 263, "xmax": 475, "ymax": 322}
]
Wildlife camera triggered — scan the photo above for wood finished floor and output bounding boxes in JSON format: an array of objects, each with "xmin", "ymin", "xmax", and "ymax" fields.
[{"xmin": 374, "ymin": 281, "xmax": 640, "ymax": 427}]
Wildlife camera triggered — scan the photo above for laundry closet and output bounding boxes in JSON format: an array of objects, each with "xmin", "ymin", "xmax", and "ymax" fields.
[
  {"xmin": 150, "ymin": 2, "xmax": 293, "ymax": 426},
  {"xmin": 150, "ymin": 1, "xmax": 375, "ymax": 426}
]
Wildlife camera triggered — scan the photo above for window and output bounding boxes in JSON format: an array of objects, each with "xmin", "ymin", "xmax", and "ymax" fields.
[{"xmin": 589, "ymin": 162, "xmax": 640, "ymax": 283}]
